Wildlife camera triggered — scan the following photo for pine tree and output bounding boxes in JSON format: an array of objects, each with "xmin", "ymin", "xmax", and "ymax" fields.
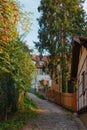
[{"xmin": 35, "ymin": 0, "xmax": 87, "ymax": 92}]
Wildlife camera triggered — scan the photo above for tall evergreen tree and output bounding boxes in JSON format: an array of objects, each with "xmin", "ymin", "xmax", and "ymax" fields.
[{"xmin": 35, "ymin": 0, "xmax": 87, "ymax": 92}]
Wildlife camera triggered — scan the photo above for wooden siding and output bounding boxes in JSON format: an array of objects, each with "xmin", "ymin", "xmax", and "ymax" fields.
[
  {"xmin": 46, "ymin": 88, "xmax": 77, "ymax": 112},
  {"xmin": 77, "ymin": 47, "xmax": 87, "ymax": 111},
  {"xmin": 78, "ymin": 71, "xmax": 87, "ymax": 111},
  {"xmin": 52, "ymin": 79, "xmax": 61, "ymax": 92}
]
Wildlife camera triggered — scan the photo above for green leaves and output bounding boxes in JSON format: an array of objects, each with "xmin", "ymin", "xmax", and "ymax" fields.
[
  {"xmin": 36, "ymin": 0, "xmax": 87, "ymax": 92},
  {"xmin": 7, "ymin": 40, "xmax": 36, "ymax": 92},
  {"xmin": 0, "ymin": 0, "xmax": 36, "ymax": 119}
]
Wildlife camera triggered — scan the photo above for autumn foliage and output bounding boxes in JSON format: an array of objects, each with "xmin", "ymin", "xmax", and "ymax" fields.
[
  {"xmin": 0, "ymin": 0, "xmax": 35, "ymax": 120},
  {"xmin": 0, "ymin": 0, "xmax": 19, "ymax": 44}
]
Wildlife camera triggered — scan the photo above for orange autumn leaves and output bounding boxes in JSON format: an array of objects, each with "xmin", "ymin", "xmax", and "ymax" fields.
[{"xmin": 0, "ymin": 0, "xmax": 19, "ymax": 44}]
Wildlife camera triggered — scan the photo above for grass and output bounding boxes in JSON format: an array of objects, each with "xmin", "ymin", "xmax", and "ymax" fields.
[
  {"xmin": 0, "ymin": 97, "xmax": 37, "ymax": 130},
  {"xmin": 34, "ymin": 92, "xmax": 46, "ymax": 100}
]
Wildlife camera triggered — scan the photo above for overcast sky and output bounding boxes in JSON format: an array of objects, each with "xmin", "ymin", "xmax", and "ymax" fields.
[{"xmin": 18, "ymin": 0, "xmax": 87, "ymax": 52}]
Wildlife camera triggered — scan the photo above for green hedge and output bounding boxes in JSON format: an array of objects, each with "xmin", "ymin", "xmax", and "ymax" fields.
[{"xmin": 0, "ymin": 72, "xmax": 18, "ymax": 120}]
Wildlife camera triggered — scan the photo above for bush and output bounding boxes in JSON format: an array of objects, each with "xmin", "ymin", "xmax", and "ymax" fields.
[
  {"xmin": 19, "ymin": 96, "xmax": 37, "ymax": 111},
  {"xmin": 34, "ymin": 92, "xmax": 46, "ymax": 100},
  {"xmin": 0, "ymin": 96, "xmax": 37, "ymax": 130},
  {"xmin": 0, "ymin": 72, "xmax": 18, "ymax": 121}
]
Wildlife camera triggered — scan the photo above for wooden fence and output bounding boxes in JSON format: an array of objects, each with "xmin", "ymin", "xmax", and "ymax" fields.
[{"xmin": 46, "ymin": 88, "xmax": 77, "ymax": 112}]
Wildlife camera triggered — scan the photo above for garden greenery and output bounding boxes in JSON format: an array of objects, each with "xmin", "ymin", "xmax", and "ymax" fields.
[{"xmin": 0, "ymin": 0, "xmax": 36, "ymax": 120}]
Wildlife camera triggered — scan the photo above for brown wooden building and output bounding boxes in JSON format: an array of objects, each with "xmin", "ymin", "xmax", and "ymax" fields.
[{"xmin": 71, "ymin": 36, "xmax": 87, "ymax": 112}]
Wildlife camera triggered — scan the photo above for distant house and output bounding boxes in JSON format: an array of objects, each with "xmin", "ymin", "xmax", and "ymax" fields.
[
  {"xmin": 31, "ymin": 54, "xmax": 52, "ymax": 93},
  {"xmin": 71, "ymin": 36, "xmax": 87, "ymax": 112}
]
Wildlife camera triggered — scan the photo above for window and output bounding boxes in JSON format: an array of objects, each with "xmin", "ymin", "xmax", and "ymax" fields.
[
  {"xmin": 38, "ymin": 69, "xmax": 43, "ymax": 75},
  {"xmin": 82, "ymin": 71, "xmax": 85, "ymax": 95}
]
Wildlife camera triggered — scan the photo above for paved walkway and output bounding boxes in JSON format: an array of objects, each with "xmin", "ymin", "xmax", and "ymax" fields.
[{"xmin": 21, "ymin": 93, "xmax": 86, "ymax": 130}]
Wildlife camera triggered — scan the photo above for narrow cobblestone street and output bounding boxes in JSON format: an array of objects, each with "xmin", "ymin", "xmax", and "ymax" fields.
[{"xmin": 21, "ymin": 93, "xmax": 86, "ymax": 130}]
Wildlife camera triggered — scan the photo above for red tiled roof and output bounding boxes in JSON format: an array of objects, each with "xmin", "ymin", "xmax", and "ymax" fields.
[
  {"xmin": 31, "ymin": 54, "xmax": 48, "ymax": 62},
  {"xmin": 31, "ymin": 54, "xmax": 49, "ymax": 68}
]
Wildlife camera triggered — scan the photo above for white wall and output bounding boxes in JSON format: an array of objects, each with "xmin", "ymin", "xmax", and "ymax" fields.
[{"xmin": 31, "ymin": 68, "xmax": 52, "ymax": 91}]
